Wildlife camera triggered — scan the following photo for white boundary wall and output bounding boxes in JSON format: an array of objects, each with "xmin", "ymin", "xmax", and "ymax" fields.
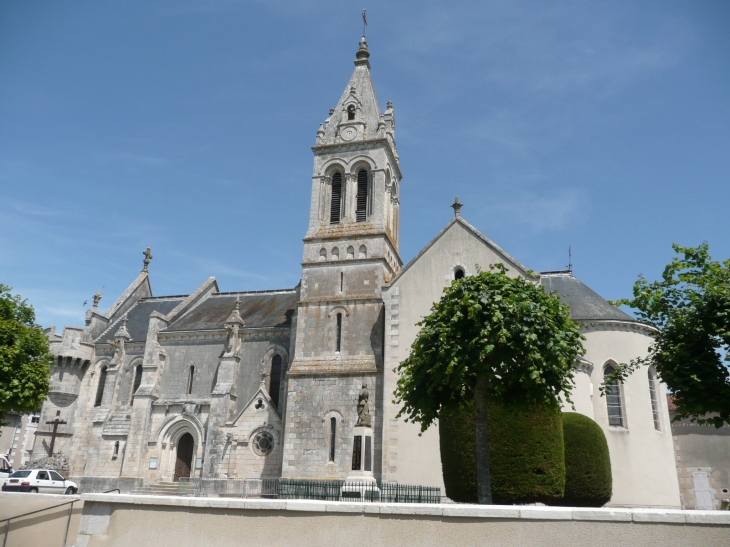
[{"xmin": 76, "ymin": 494, "xmax": 730, "ymax": 547}]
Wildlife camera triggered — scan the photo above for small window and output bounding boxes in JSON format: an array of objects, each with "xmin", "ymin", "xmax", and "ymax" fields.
[
  {"xmin": 319, "ymin": 248, "xmax": 327, "ymax": 261},
  {"xmin": 330, "ymin": 172, "xmax": 343, "ymax": 224},
  {"xmin": 332, "ymin": 247, "xmax": 339, "ymax": 261},
  {"xmin": 604, "ymin": 364, "xmax": 625, "ymax": 427},
  {"xmin": 356, "ymin": 169, "xmax": 369, "ymax": 222},
  {"xmin": 454, "ymin": 267, "xmax": 465, "ymax": 280},
  {"xmin": 347, "ymin": 105, "xmax": 356, "ymax": 121},
  {"xmin": 270, "ymin": 355, "xmax": 282, "ymax": 410},
  {"xmin": 359, "ymin": 245, "xmax": 367, "ymax": 259},
  {"xmin": 329, "ymin": 417, "xmax": 336, "ymax": 462},
  {"xmin": 648, "ymin": 367, "xmax": 661, "ymax": 430},
  {"xmin": 336, "ymin": 313, "xmax": 342, "ymax": 353},
  {"xmin": 31, "ymin": 416, "xmax": 40, "ymax": 424},
  {"xmin": 346, "ymin": 246, "xmax": 354, "ymax": 260},
  {"xmin": 95, "ymin": 366, "xmax": 108, "ymax": 407},
  {"xmin": 187, "ymin": 365, "xmax": 195, "ymax": 395},
  {"xmin": 113, "ymin": 441, "xmax": 120, "ymax": 457},
  {"xmin": 131, "ymin": 364, "xmax": 143, "ymax": 403},
  {"xmin": 340, "ymin": 272, "xmax": 344, "ymax": 293}
]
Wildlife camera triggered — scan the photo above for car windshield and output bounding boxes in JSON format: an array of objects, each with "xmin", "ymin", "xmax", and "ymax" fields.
[{"xmin": 9, "ymin": 470, "xmax": 32, "ymax": 478}]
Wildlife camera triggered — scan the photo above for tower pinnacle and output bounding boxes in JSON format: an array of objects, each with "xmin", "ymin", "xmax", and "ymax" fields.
[{"xmin": 355, "ymin": 36, "xmax": 370, "ymax": 67}]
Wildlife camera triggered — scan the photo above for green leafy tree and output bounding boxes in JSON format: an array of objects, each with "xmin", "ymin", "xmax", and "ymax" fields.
[
  {"xmin": 394, "ymin": 264, "xmax": 585, "ymax": 504},
  {"xmin": 607, "ymin": 243, "xmax": 730, "ymax": 427},
  {"xmin": 0, "ymin": 285, "xmax": 52, "ymax": 427}
]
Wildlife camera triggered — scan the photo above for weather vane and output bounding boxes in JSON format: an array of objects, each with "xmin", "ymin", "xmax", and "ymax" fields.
[{"xmin": 362, "ymin": 8, "xmax": 368, "ymax": 38}]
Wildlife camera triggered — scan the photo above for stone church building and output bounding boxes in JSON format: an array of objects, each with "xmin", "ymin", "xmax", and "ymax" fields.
[{"xmin": 36, "ymin": 38, "xmax": 681, "ymax": 507}]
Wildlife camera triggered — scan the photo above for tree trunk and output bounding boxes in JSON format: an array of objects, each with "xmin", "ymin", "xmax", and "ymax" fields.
[{"xmin": 474, "ymin": 374, "xmax": 493, "ymax": 504}]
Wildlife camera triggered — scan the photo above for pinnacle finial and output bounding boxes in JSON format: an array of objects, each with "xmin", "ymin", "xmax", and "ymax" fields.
[
  {"xmin": 92, "ymin": 289, "xmax": 102, "ymax": 309},
  {"xmin": 355, "ymin": 35, "xmax": 370, "ymax": 67},
  {"xmin": 451, "ymin": 196, "xmax": 463, "ymax": 218}
]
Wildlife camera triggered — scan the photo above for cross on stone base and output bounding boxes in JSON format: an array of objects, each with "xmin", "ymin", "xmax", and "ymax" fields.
[{"xmin": 46, "ymin": 412, "xmax": 67, "ymax": 456}]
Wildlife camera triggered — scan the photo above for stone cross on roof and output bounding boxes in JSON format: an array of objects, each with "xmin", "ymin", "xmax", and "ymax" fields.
[
  {"xmin": 451, "ymin": 196, "xmax": 463, "ymax": 218},
  {"xmin": 142, "ymin": 247, "xmax": 153, "ymax": 273}
]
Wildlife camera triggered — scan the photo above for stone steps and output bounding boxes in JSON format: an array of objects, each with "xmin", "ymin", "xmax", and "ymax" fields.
[{"xmin": 130, "ymin": 482, "xmax": 181, "ymax": 496}]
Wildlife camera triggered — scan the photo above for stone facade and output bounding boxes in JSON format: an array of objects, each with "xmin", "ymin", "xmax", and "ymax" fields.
[{"xmin": 33, "ymin": 37, "xmax": 682, "ymax": 506}]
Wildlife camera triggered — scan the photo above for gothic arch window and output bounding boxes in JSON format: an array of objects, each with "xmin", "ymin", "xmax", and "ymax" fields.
[
  {"xmin": 346, "ymin": 246, "xmax": 354, "ymax": 259},
  {"xmin": 131, "ymin": 364, "xmax": 143, "ymax": 404},
  {"xmin": 332, "ymin": 247, "xmax": 339, "ymax": 261},
  {"xmin": 648, "ymin": 367, "xmax": 661, "ymax": 430},
  {"xmin": 319, "ymin": 248, "xmax": 327, "ymax": 261},
  {"xmin": 604, "ymin": 363, "xmax": 625, "ymax": 428},
  {"xmin": 454, "ymin": 267, "xmax": 465, "ymax": 280},
  {"xmin": 270, "ymin": 355, "xmax": 282, "ymax": 410},
  {"xmin": 330, "ymin": 172, "xmax": 343, "ymax": 224},
  {"xmin": 359, "ymin": 245, "xmax": 367, "ymax": 259},
  {"xmin": 356, "ymin": 169, "xmax": 369, "ymax": 222},
  {"xmin": 347, "ymin": 105, "xmax": 356, "ymax": 120},
  {"xmin": 336, "ymin": 313, "xmax": 343, "ymax": 353},
  {"xmin": 94, "ymin": 366, "xmax": 108, "ymax": 407},
  {"xmin": 187, "ymin": 366, "xmax": 195, "ymax": 396},
  {"xmin": 329, "ymin": 417, "xmax": 337, "ymax": 462}
]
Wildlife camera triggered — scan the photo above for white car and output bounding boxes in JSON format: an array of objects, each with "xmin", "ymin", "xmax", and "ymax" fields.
[{"xmin": 1, "ymin": 469, "xmax": 78, "ymax": 495}]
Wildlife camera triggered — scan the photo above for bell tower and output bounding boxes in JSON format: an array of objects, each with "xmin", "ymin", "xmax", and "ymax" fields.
[{"xmin": 282, "ymin": 38, "xmax": 402, "ymax": 479}]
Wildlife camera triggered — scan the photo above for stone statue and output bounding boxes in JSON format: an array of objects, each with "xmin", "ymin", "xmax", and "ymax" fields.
[{"xmin": 356, "ymin": 384, "xmax": 371, "ymax": 427}]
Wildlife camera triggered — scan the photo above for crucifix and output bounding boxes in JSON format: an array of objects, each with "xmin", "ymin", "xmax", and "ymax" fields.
[{"xmin": 46, "ymin": 411, "xmax": 67, "ymax": 456}]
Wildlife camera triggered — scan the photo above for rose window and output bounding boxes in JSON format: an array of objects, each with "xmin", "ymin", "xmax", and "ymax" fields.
[{"xmin": 252, "ymin": 430, "xmax": 274, "ymax": 456}]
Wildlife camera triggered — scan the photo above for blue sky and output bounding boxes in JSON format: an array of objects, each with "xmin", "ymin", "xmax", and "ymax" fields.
[{"xmin": 1, "ymin": 1, "xmax": 729, "ymax": 329}]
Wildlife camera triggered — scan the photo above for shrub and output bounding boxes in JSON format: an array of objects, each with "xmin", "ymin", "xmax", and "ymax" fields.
[
  {"xmin": 440, "ymin": 399, "xmax": 565, "ymax": 504},
  {"xmin": 561, "ymin": 412, "xmax": 612, "ymax": 507}
]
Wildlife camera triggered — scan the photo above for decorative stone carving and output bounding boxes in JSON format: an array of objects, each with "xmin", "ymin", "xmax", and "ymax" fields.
[
  {"xmin": 356, "ymin": 384, "xmax": 371, "ymax": 427},
  {"xmin": 92, "ymin": 290, "xmax": 102, "ymax": 309},
  {"xmin": 142, "ymin": 247, "xmax": 153, "ymax": 272}
]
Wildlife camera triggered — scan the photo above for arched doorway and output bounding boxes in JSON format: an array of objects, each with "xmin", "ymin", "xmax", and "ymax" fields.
[{"xmin": 174, "ymin": 433, "xmax": 194, "ymax": 482}]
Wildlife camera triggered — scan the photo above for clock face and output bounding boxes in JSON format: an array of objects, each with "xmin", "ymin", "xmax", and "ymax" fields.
[{"xmin": 341, "ymin": 126, "xmax": 357, "ymax": 141}]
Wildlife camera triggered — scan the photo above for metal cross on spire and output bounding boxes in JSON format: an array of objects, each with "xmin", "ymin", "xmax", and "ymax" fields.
[{"xmin": 362, "ymin": 8, "xmax": 368, "ymax": 38}]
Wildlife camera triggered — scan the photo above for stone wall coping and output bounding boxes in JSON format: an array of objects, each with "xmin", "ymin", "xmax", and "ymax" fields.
[{"xmin": 80, "ymin": 494, "xmax": 730, "ymax": 525}]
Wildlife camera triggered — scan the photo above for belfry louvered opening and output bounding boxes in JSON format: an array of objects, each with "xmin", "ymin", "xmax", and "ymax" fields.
[
  {"xmin": 356, "ymin": 169, "xmax": 369, "ymax": 222},
  {"xmin": 330, "ymin": 172, "xmax": 343, "ymax": 224}
]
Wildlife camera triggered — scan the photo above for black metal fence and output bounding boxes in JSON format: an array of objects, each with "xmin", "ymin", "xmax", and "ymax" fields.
[{"xmin": 177, "ymin": 477, "xmax": 441, "ymax": 504}]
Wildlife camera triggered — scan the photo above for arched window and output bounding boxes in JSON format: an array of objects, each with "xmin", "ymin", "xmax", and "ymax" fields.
[
  {"xmin": 648, "ymin": 367, "xmax": 661, "ymax": 430},
  {"xmin": 346, "ymin": 246, "xmax": 354, "ymax": 259},
  {"xmin": 332, "ymin": 247, "xmax": 339, "ymax": 261},
  {"xmin": 131, "ymin": 364, "xmax": 143, "ymax": 403},
  {"xmin": 329, "ymin": 417, "xmax": 337, "ymax": 462},
  {"xmin": 347, "ymin": 105, "xmax": 356, "ymax": 121},
  {"xmin": 336, "ymin": 313, "xmax": 342, "ymax": 353},
  {"xmin": 330, "ymin": 172, "xmax": 343, "ymax": 224},
  {"xmin": 113, "ymin": 441, "xmax": 119, "ymax": 459},
  {"xmin": 604, "ymin": 364, "xmax": 624, "ymax": 427},
  {"xmin": 358, "ymin": 245, "xmax": 367, "ymax": 259},
  {"xmin": 270, "ymin": 355, "xmax": 282, "ymax": 410},
  {"xmin": 454, "ymin": 267, "xmax": 465, "ymax": 280},
  {"xmin": 356, "ymin": 169, "xmax": 369, "ymax": 222},
  {"xmin": 94, "ymin": 366, "xmax": 107, "ymax": 407},
  {"xmin": 319, "ymin": 248, "xmax": 327, "ymax": 261},
  {"xmin": 187, "ymin": 365, "xmax": 195, "ymax": 396}
]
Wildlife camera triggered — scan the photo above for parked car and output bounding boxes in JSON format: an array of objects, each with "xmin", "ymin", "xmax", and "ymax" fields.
[
  {"xmin": 0, "ymin": 455, "xmax": 13, "ymax": 486},
  {"xmin": 1, "ymin": 469, "xmax": 77, "ymax": 494}
]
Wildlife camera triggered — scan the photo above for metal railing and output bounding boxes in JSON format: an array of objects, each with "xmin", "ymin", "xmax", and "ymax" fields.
[
  {"xmin": 0, "ymin": 498, "xmax": 77, "ymax": 547},
  {"xmin": 177, "ymin": 477, "xmax": 441, "ymax": 504}
]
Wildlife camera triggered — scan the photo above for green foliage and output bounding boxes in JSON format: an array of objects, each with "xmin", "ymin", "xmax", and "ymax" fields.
[
  {"xmin": 560, "ymin": 413, "xmax": 612, "ymax": 507},
  {"xmin": 606, "ymin": 243, "xmax": 730, "ymax": 427},
  {"xmin": 440, "ymin": 399, "xmax": 565, "ymax": 504},
  {"xmin": 395, "ymin": 264, "xmax": 585, "ymax": 431},
  {"xmin": 0, "ymin": 285, "xmax": 52, "ymax": 419}
]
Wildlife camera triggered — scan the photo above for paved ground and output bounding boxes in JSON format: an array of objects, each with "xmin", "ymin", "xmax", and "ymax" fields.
[{"xmin": 0, "ymin": 492, "xmax": 83, "ymax": 547}]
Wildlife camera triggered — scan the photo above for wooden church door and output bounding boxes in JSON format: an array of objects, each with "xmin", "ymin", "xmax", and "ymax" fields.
[{"xmin": 174, "ymin": 433, "xmax": 194, "ymax": 482}]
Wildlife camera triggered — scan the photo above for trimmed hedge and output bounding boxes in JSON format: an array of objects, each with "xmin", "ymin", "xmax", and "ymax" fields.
[
  {"xmin": 560, "ymin": 412, "xmax": 612, "ymax": 507},
  {"xmin": 440, "ymin": 399, "xmax": 565, "ymax": 504}
]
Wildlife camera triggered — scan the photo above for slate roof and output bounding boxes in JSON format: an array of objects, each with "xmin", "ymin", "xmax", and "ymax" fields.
[
  {"xmin": 95, "ymin": 297, "xmax": 185, "ymax": 343},
  {"xmin": 540, "ymin": 272, "xmax": 634, "ymax": 322},
  {"xmin": 165, "ymin": 290, "xmax": 297, "ymax": 332}
]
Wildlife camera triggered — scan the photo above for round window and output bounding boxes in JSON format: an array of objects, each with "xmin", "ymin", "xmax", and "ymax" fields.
[{"xmin": 252, "ymin": 430, "xmax": 274, "ymax": 456}]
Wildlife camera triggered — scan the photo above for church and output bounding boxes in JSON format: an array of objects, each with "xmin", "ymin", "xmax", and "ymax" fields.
[{"xmin": 36, "ymin": 37, "xmax": 681, "ymax": 507}]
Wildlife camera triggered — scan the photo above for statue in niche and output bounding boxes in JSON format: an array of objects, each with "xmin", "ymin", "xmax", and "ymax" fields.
[{"xmin": 356, "ymin": 384, "xmax": 371, "ymax": 427}]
